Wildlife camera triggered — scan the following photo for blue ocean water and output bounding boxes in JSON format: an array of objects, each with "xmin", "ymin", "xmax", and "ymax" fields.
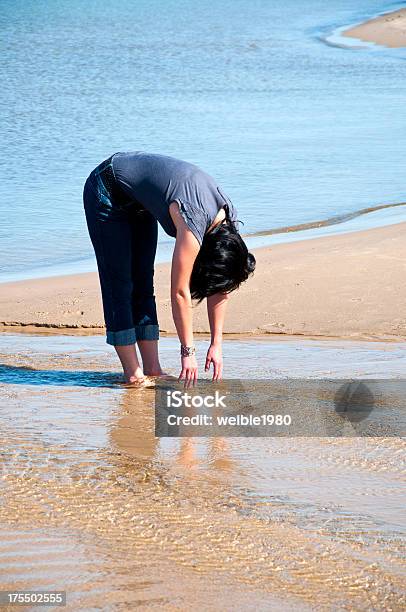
[{"xmin": 0, "ymin": 0, "xmax": 405, "ymax": 282}]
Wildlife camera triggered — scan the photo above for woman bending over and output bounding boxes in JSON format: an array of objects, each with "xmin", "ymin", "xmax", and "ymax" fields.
[{"xmin": 83, "ymin": 151, "xmax": 255, "ymax": 387}]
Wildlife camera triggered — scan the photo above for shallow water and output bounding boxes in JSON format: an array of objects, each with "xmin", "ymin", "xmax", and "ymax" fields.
[
  {"xmin": 0, "ymin": 333, "xmax": 405, "ymax": 609},
  {"xmin": 1, "ymin": 0, "xmax": 406, "ymax": 282}
]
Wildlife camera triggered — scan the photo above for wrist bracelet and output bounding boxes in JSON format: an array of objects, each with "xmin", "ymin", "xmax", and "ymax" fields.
[{"xmin": 180, "ymin": 345, "xmax": 196, "ymax": 357}]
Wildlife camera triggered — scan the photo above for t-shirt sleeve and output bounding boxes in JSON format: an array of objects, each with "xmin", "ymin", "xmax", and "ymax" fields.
[{"xmin": 173, "ymin": 197, "xmax": 208, "ymax": 245}]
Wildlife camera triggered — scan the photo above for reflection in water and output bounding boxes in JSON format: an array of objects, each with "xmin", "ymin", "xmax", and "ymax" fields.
[{"xmin": 0, "ymin": 333, "xmax": 405, "ymax": 610}]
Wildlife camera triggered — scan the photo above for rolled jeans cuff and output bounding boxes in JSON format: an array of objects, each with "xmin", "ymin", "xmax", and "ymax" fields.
[
  {"xmin": 106, "ymin": 328, "xmax": 137, "ymax": 346},
  {"xmin": 135, "ymin": 324, "xmax": 159, "ymax": 341}
]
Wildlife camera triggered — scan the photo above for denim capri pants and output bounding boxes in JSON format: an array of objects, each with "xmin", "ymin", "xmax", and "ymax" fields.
[{"xmin": 83, "ymin": 158, "xmax": 160, "ymax": 346}]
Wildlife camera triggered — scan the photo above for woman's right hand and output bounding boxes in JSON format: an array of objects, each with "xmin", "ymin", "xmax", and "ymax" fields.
[{"xmin": 178, "ymin": 354, "xmax": 198, "ymax": 388}]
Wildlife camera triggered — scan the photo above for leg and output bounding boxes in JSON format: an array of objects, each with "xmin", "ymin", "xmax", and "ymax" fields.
[
  {"xmin": 137, "ymin": 340, "xmax": 163, "ymax": 376},
  {"xmin": 83, "ymin": 176, "xmax": 144, "ymax": 383},
  {"xmin": 114, "ymin": 345, "xmax": 145, "ymax": 384},
  {"xmin": 129, "ymin": 208, "xmax": 164, "ymax": 376}
]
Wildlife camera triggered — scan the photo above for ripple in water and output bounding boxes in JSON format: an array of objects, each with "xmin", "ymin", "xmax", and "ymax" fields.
[{"xmin": 0, "ymin": 333, "xmax": 405, "ymax": 609}]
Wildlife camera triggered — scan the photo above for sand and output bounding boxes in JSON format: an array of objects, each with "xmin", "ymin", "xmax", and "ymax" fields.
[
  {"xmin": 0, "ymin": 333, "xmax": 405, "ymax": 610},
  {"xmin": 1, "ymin": 222, "xmax": 406, "ymax": 341},
  {"xmin": 343, "ymin": 8, "xmax": 406, "ymax": 48}
]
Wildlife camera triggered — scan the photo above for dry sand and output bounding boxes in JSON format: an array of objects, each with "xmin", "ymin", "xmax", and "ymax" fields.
[
  {"xmin": 1, "ymin": 222, "xmax": 406, "ymax": 341},
  {"xmin": 343, "ymin": 8, "xmax": 406, "ymax": 48}
]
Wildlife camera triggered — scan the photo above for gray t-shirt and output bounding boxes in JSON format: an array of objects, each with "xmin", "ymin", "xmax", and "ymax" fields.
[{"xmin": 111, "ymin": 151, "xmax": 238, "ymax": 245}]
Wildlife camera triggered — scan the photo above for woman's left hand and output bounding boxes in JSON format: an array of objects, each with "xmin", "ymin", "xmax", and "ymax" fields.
[{"xmin": 205, "ymin": 343, "xmax": 223, "ymax": 381}]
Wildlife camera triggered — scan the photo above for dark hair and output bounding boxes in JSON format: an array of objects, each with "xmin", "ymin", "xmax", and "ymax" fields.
[{"xmin": 190, "ymin": 211, "xmax": 256, "ymax": 303}]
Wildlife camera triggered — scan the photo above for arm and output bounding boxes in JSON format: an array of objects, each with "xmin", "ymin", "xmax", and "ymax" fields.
[
  {"xmin": 169, "ymin": 202, "xmax": 200, "ymax": 386},
  {"xmin": 205, "ymin": 292, "xmax": 229, "ymax": 380}
]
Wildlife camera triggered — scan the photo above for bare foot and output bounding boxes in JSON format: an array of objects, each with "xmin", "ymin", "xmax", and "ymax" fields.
[
  {"xmin": 121, "ymin": 375, "xmax": 155, "ymax": 389},
  {"xmin": 142, "ymin": 369, "xmax": 164, "ymax": 376},
  {"xmin": 123, "ymin": 366, "xmax": 144, "ymax": 384},
  {"xmin": 144, "ymin": 370, "xmax": 177, "ymax": 380},
  {"xmin": 126, "ymin": 374, "xmax": 146, "ymax": 384}
]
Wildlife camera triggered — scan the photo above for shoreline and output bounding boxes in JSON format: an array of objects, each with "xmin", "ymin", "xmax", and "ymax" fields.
[
  {"xmin": 1, "ymin": 221, "xmax": 406, "ymax": 342},
  {"xmin": 2, "ymin": 199, "xmax": 405, "ymax": 285},
  {"xmin": 2, "ymin": 326, "xmax": 405, "ymax": 344},
  {"xmin": 343, "ymin": 7, "xmax": 406, "ymax": 48}
]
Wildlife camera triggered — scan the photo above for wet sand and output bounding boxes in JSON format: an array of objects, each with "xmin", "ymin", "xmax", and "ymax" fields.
[
  {"xmin": 343, "ymin": 8, "xmax": 406, "ymax": 48},
  {"xmin": 1, "ymin": 222, "xmax": 406, "ymax": 340},
  {"xmin": 0, "ymin": 333, "xmax": 405, "ymax": 610}
]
